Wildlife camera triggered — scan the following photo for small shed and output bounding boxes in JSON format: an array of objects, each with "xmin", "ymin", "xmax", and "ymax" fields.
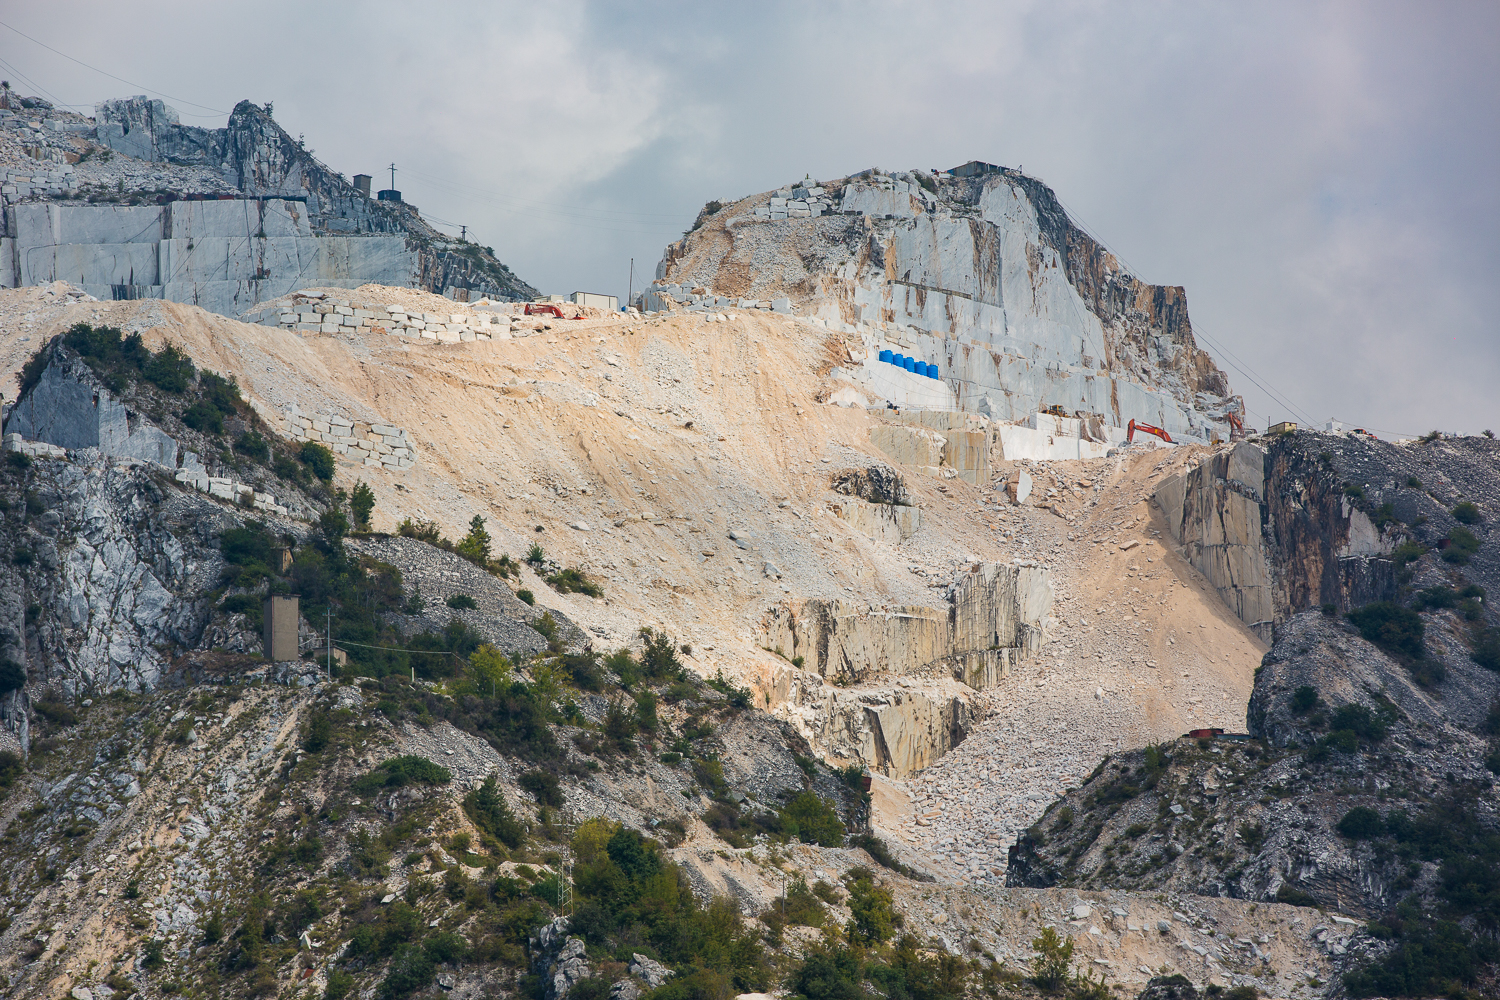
[
  {"xmin": 263, "ymin": 595, "xmax": 299, "ymax": 661},
  {"xmin": 570, "ymin": 291, "xmax": 619, "ymax": 311}
]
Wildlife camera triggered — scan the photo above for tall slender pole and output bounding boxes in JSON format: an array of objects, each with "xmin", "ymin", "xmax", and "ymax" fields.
[
  {"xmin": 389, "ymin": 162, "xmax": 397, "ymax": 191},
  {"xmin": 627, "ymin": 258, "xmax": 634, "ymax": 310},
  {"xmin": 326, "ymin": 606, "xmax": 332, "ymax": 678}
]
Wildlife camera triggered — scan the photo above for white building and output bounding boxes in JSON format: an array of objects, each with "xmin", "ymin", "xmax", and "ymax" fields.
[{"xmin": 570, "ymin": 291, "xmax": 619, "ymax": 311}]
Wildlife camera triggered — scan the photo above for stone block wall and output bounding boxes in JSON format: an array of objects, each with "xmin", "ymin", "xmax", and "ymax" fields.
[
  {"xmin": 171, "ymin": 468, "xmax": 289, "ymax": 515},
  {"xmin": 282, "ymin": 403, "xmax": 415, "ymax": 471},
  {"xmin": 243, "ymin": 292, "xmax": 516, "ymax": 344}
]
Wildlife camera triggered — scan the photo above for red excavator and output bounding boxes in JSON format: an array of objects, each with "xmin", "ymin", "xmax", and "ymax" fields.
[{"xmin": 1126, "ymin": 418, "xmax": 1174, "ymax": 445}]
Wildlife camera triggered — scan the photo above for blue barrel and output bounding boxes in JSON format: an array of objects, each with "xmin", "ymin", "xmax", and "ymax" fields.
[
  {"xmin": 917, "ymin": 362, "xmax": 932, "ymax": 377},
  {"xmin": 927, "ymin": 364, "xmax": 940, "ymax": 379},
  {"xmin": 879, "ymin": 349, "xmax": 893, "ymax": 364},
  {"xmin": 891, "ymin": 353, "xmax": 903, "ymax": 366},
  {"xmin": 903, "ymin": 357, "xmax": 916, "ymax": 372}
]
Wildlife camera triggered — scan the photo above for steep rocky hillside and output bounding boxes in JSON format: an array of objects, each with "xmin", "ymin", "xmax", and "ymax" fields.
[
  {"xmin": 1006, "ymin": 427, "xmax": 1500, "ymax": 999},
  {"xmin": 0, "ymin": 91, "xmax": 537, "ymax": 314},
  {"xmin": 0, "ymin": 279, "xmax": 1322, "ymax": 998},
  {"xmin": 644, "ymin": 165, "xmax": 1238, "ymax": 441}
]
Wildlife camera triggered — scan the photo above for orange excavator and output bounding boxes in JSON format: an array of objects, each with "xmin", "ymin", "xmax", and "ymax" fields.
[
  {"xmin": 1126, "ymin": 418, "xmax": 1174, "ymax": 445},
  {"xmin": 1226, "ymin": 410, "xmax": 1245, "ymax": 441}
]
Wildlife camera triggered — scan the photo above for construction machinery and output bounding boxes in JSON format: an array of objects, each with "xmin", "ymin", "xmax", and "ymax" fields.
[
  {"xmin": 1126, "ymin": 418, "xmax": 1175, "ymax": 445},
  {"xmin": 1226, "ymin": 410, "xmax": 1245, "ymax": 441}
]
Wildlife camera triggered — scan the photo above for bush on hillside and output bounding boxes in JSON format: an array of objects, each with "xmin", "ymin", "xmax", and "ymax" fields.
[
  {"xmin": 1346, "ymin": 602, "xmax": 1425, "ymax": 661},
  {"xmin": 1452, "ymin": 501, "xmax": 1482, "ymax": 525},
  {"xmin": 353, "ymin": 756, "xmax": 452, "ymax": 795},
  {"xmin": 1441, "ymin": 527, "xmax": 1480, "ymax": 565}
]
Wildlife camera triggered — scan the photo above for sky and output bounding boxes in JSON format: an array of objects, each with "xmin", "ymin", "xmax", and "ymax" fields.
[{"xmin": 2, "ymin": 1, "xmax": 1496, "ymax": 437}]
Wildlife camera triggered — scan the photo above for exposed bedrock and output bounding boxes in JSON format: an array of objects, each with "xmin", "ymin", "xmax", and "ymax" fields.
[
  {"xmin": 759, "ymin": 561, "xmax": 1052, "ymax": 688},
  {"xmin": 652, "ymin": 167, "xmax": 1237, "ymax": 441}
]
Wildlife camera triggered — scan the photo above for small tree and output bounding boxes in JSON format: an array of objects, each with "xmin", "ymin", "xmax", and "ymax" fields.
[
  {"xmin": 1028, "ymin": 927, "xmax": 1074, "ymax": 993},
  {"xmin": 457, "ymin": 515, "xmax": 492, "ymax": 566},
  {"xmin": 350, "ymin": 480, "xmax": 376, "ymax": 531},
  {"xmin": 469, "ymin": 644, "xmax": 511, "ymax": 696},
  {"xmin": 464, "ymin": 775, "xmax": 525, "ymax": 849},
  {"xmin": 844, "ymin": 869, "xmax": 894, "ymax": 945},
  {"xmin": 319, "ymin": 489, "xmax": 350, "ymax": 544}
]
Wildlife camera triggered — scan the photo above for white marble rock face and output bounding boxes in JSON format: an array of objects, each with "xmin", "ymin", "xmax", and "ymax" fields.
[{"xmin": 652, "ymin": 169, "xmax": 1235, "ymax": 441}]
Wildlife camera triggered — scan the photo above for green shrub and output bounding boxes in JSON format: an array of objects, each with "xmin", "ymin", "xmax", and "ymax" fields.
[
  {"xmin": 1330, "ymin": 703, "xmax": 1390, "ymax": 742},
  {"xmin": 515, "ymin": 589, "xmax": 535, "ymax": 606},
  {"xmin": 1346, "ymin": 602, "xmax": 1425, "ymax": 660},
  {"xmin": 456, "ymin": 515, "xmax": 492, "ymax": 566},
  {"xmin": 0, "ymin": 659, "xmax": 25, "ymax": 694},
  {"xmin": 526, "ymin": 542, "xmax": 545, "ymax": 565},
  {"xmin": 781, "ymin": 791, "xmax": 845, "ymax": 847},
  {"xmin": 353, "ymin": 756, "xmax": 452, "ymax": 795},
  {"xmin": 1291, "ymin": 685, "xmax": 1319, "ymax": 714},
  {"xmin": 464, "ymin": 776, "xmax": 525, "ymax": 849},
  {"xmin": 234, "ymin": 430, "xmax": 269, "ymax": 462},
  {"xmin": 1452, "ymin": 501, "xmax": 1482, "ymax": 525},
  {"xmin": 301, "ymin": 711, "xmax": 332, "ymax": 752},
  {"xmin": 379, "ymin": 941, "xmax": 435, "ymax": 999},
  {"xmin": 845, "ymin": 869, "xmax": 894, "ymax": 946},
  {"xmin": 547, "ymin": 567, "xmax": 602, "ymax": 597},
  {"xmin": 182, "ymin": 400, "xmax": 224, "ymax": 434},
  {"xmin": 1391, "ymin": 540, "xmax": 1426, "ymax": 570},
  {"xmin": 1473, "ymin": 629, "xmax": 1500, "ymax": 673},
  {"xmin": 143, "ymin": 342, "xmax": 194, "ymax": 392},
  {"xmin": 1442, "ymin": 527, "xmax": 1480, "ymax": 565},
  {"xmin": 445, "ymin": 593, "xmax": 477, "ymax": 610},
  {"xmin": 299, "ymin": 441, "xmax": 336, "ymax": 482},
  {"xmin": 520, "ymin": 769, "xmax": 563, "ymax": 808},
  {"xmin": 398, "ymin": 518, "xmax": 443, "ymax": 544},
  {"xmin": 639, "ymin": 628, "xmax": 684, "ymax": 681},
  {"xmin": 324, "ymin": 970, "xmax": 355, "ymax": 1000},
  {"xmin": 847, "ymin": 834, "xmax": 925, "ymax": 880},
  {"xmin": 787, "ymin": 947, "xmax": 863, "ymax": 1000},
  {"xmin": 1125, "ymin": 823, "xmax": 1149, "ymax": 838},
  {"xmin": 1337, "ymin": 806, "xmax": 1384, "ymax": 839}
]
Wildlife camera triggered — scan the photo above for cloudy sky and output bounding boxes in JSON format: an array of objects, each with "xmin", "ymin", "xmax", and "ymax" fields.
[{"xmin": 4, "ymin": 1, "xmax": 1496, "ymax": 436}]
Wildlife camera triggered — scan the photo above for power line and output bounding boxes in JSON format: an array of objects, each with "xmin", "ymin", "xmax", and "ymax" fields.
[
  {"xmin": 399, "ymin": 166, "xmax": 688, "ymax": 222},
  {"xmin": 1047, "ymin": 185, "xmax": 1321, "ymax": 428},
  {"xmin": 0, "ymin": 54, "xmax": 70, "ymax": 112},
  {"xmin": 0, "ymin": 18, "xmax": 230, "ymax": 117}
]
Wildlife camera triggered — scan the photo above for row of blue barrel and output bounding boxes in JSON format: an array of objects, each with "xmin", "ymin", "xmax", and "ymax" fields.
[{"xmin": 878, "ymin": 349, "xmax": 941, "ymax": 379}]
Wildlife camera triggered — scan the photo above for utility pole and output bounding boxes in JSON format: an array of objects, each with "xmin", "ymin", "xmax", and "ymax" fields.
[
  {"xmin": 388, "ymin": 162, "xmax": 397, "ymax": 191},
  {"xmin": 627, "ymin": 258, "xmax": 634, "ymax": 310},
  {"xmin": 460, "ymin": 225, "xmax": 467, "ymax": 240}
]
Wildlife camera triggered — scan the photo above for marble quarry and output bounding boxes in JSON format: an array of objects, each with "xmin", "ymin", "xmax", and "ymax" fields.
[
  {"xmin": 646, "ymin": 164, "xmax": 1244, "ymax": 443},
  {"xmin": 0, "ymin": 95, "xmax": 538, "ymax": 317}
]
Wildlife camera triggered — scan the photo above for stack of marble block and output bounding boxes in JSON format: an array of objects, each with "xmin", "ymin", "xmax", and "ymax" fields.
[
  {"xmin": 752, "ymin": 183, "xmax": 837, "ymax": 220},
  {"xmin": 245, "ymin": 292, "xmax": 513, "ymax": 343},
  {"xmin": 284, "ymin": 404, "xmax": 416, "ymax": 471}
]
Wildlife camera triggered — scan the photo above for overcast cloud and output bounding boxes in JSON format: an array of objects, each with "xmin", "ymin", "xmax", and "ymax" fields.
[{"xmin": 3, "ymin": 1, "xmax": 1495, "ymax": 436}]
